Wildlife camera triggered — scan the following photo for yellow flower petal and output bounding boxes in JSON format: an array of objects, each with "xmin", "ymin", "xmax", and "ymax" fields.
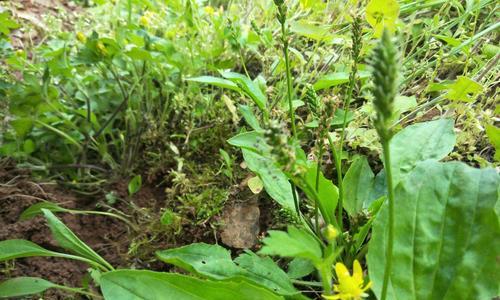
[
  {"xmin": 335, "ymin": 262, "xmax": 350, "ymax": 279},
  {"xmin": 353, "ymin": 260, "xmax": 363, "ymax": 284}
]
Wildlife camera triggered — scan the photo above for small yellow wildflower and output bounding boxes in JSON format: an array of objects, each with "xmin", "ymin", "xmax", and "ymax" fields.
[
  {"xmin": 139, "ymin": 15, "xmax": 149, "ymax": 27},
  {"xmin": 204, "ymin": 6, "xmax": 215, "ymax": 16},
  {"xmin": 323, "ymin": 260, "xmax": 371, "ymax": 300},
  {"xmin": 76, "ymin": 32, "xmax": 87, "ymax": 43},
  {"xmin": 96, "ymin": 41, "xmax": 107, "ymax": 55},
  {"xmin": 323, "ymin": 224, "xmax": 339, "ymax": 242}
]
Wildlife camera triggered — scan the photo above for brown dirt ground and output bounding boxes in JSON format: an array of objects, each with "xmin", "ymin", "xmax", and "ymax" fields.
[{"xmin": 0, "ymin": 164, "xmax": 131, "ymax": 299}]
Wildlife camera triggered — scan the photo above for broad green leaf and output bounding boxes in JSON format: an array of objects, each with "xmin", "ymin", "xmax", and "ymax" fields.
[
  {"xmin": 156, "ymin": 243, "xmax": 241, "ymax": 280},
  {"xmin": 302, "ymin": 164, "xmax": 338, "ymax": 225},
  {"xmin": 0, "ymin": 277, "xmax": 58, "ymax": 298},
  {"xmin": 290, "ymin": 21, "xmax": 334, "ymax": 42},
  {"xmin": 259, "ymin": 227, "xmax": 322, "ymax": 265},
  {"xmin": 157, "ymin": 244, "xmax": 298, "ymax": 295},
  {"xmin": 331, "ymin": 109, "xmax": 355, "ymax": 126},
  {"xmin": 22, "ymin": 139, "xmax": 36, "ymax": 154},
  {"xmin": 186, "ymin": 76, "xmax": 240, "ymax": 92},
  {"xmin": 234, "ymin": 251, "xmax": 297, "ymax": 295},
  {"xmin": 41, "ymin": 209, "xmax": 111, "ymax": 270},
  {"xmin": 248, "ymin": 176, "xmax": 263, "ymax": 194},
  {"xmin": 394, "ymin": 95, "xmax": 417, "ymax": 115},
  {"xmin": 367, "ymin": 161, "xmax": 500, "ymax": 299},
  {"xmin": 343, "ymin": 156, "xmax": 375, "ymax": 216},
  {"xmin": 20, "ymin": 201, "xmax": 68, "ymax": 220},
  {"xmin": 0, "ymin": 239, "xmax": 62, "ymax": 261},
  {"xmin": 100, "ymin": 270, "xmax": 284, "ymax": 300},
  {"xmin": 222, "ymin": 72, "xmax": 267, "ymax": 111},
  {"xmin": 238, "ymin": 105, "xmax": 261, "ymax": 131},
  {"xmin": 228, "ymin": 131, "xmax": 295, "ymax": 212},
  {"xmin": 389, "ymin": 119, "xmax": 456, "ymax": 183},
  {"xmin": 10, "ymin": 118, "xmax": 33, "ymax": 137},
  {"xmin": 243, "ymin": 149, "xmax": 296, "ymax": 212},
  {"xmin": 227, "ymin": 131, "xmax": 266, "ymax": 153},
  {"xmin": 287, "ymin": 258, "xmax": 315, "ymax": 279},
  {"xmin": 128, "ymin": 175, "xmax": 142, "ymax": 196},
  {"xmin": 0, "ymin": 12, "xmax": 20, "ymax": 36},
  {"xmin": 125, "ymin": 47, "xmax": 152, "ymax": 60},
  {"xmin": 366, "ymin": 0, "xmax": 400, "ymax": 37},
  {"xmin": 485, "ymin": 124, "xmax": 500, "ymax": 161},
  {"xmin": 313, "ymin": 71, "xmax": 370, "ymax": 91},
  {"xmin": 445, "ymin": 76, "xmax": 483, "ymax": 102}
]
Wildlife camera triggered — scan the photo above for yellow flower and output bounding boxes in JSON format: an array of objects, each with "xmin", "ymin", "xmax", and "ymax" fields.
[
  {"xmin": 204, "ymin": 6, "xmax": 215, "ymax": 15},
  {"xmin": 323, "ymin": 260, "xmax": 372, "ymax": 300},
  {"xmin": 76, "ymin": 32, "xmax": 87, "ymax": 43},
  {"xmin": 96, "ymin": 41, "xmax": 107, "ymax": 55},
  {"xmin": 323, "ymin": 224, "xmax": 339, "ymax": 242},
  {"xmin": 139, "ymin": 15, "xmax": 149, "ymax": 27}
]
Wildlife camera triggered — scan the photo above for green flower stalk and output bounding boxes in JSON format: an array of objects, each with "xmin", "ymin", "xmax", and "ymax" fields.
[
  {"xmin": 370, "ymin": 29, "xmax": 399, "ymax": 300},
  {"xmin": 274, "ymin": 0, "xmax": 296, "ymax": 138},
  {"xmin": 335, "ymin": 15, "xmax": 363, "ymax": 229},
  {"xmin": 274, "ymin": 0, "xmax": 300, "ymax": 223}
]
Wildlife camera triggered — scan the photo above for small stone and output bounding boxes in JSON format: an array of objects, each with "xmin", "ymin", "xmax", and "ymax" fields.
[{"xmin": 220, "ymin": 199, "xmax": 260, "ymax": 249}]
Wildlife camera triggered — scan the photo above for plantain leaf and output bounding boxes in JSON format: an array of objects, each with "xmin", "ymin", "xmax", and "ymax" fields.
[
  {"xmin": 242, "ymin": 149, "xmax": 295, "ymax": 212},
  {"xmin": 313, "ymin": 71, "xmax": 370, "ymax": 91},
  {"xmin": 343, "ymin": 156, "xmax": 375, "ymax": 216},
  {"xmin": 238, "ymin": 104, "xmax": 261, "ymax": 131},
  {"xmin": 0, "ymin": 239, "xmax": 63, "ymax": 261},
  {"xmin": 100, "ymin": 270, "xmax": 284, "ymax": 300},
  {"xmin": 302, "ymin": 164, "xmax": 338, "ymax": 225},
  {"xmin": 222, "ymin": 72, "xmax": 267, "ymax": 112},
  {"xmin": 389, "ymin": 119, "xmax": 456, "ymax": 184},
  {"xmin": 227, "ymin": 131, "xmax": 266, "ymax": 153},
  {"xmin": 0, "ymin": 277, "xmax": 57, "ymax": 298},
  {"xmin": 367, "ymin": 160, "xmax": 500, "ymax": 300},
  {"xmin": 186, "ymin": 76, "xmax": 240, "ymax": 92},
  {"xmin": 41, "ymin": 209, "xmax": 111, "ymax": 270},
  {"xmin": 20, "ymin": 201, "xmax": 69, "ymax": 220},
  {"xmin": 227, "ymin": 131, "xmax": 295, "ymax": 213}
]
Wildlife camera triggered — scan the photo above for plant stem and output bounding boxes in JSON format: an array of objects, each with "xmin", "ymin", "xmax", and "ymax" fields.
[
  {"xmin": 279, "ymin": 10, "xmax": 300, "ymax": 223},
  {"xmin": 318, "ymin": 265, "xmax": 332, "ymax": 295},
  {"xmin": 77, "ymin": 210, "xmax": 139, "ymax": 232},
  {"xmin": 314, "ymin": 146, "xmax": 324, "ymax": 234},
  {"xmin": 380, "ymin": 139, "xmax": 395, "ymax": 300},
  {"xmin": 336, "ymin": 52, "xmax": 359, "ymax": 231},
  {"xmin": 281, "ymin": 21, "xmax": 297, "ymax": 139}
]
